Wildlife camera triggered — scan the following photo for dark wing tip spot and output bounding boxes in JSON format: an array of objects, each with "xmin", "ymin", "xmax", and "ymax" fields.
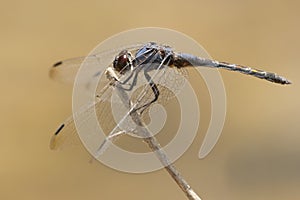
[
  {"xmin": 54, "ymin": 124, "xmax": 65, "ymax": 135},
  {"xmin": 53, "ymin": 61, "xmax": 63, "ymax": 67}
]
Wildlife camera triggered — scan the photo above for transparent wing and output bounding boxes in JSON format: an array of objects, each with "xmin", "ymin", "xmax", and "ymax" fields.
[
  {"xmin": 49, "ymin": 56, "xmax": 101, "ymax": 84},
  {"xmin": 50, "ymin": 51, "xmax": 190, "ymax": 152},
  {"xmin": 126, "ymin": 67, "xmax": 188, "ymax": 122},
  {"xmin": 49, "ymin": 43, "xmax": 146, "ymax": 150},
  {"xmin": 50, "ymin": 81, "xmax": 116, "ymax": 150},
  {"xmin": 127, "ymin": 50, "xmax": 189, "ymax": 110},
  {"xmin": 50, "ymin": 116, "xmax": 81, "ymax": 150},
  {"xmin": 49, "ymin": 43, "xmax": 144, "ymax": 85}
]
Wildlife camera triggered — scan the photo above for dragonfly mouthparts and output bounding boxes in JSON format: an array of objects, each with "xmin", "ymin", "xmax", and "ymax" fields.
[{"xmin": 105, "ymin": 67, "xmax": 120, "ymax": 82}]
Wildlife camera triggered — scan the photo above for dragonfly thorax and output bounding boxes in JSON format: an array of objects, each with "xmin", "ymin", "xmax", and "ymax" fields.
[{"xmin": 113, "ymin": 50, "xmax": 133, "ymax": 74}]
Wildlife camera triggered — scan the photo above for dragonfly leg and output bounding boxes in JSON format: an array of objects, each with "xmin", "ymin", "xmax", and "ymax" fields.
[
  {"xmin": 120, "ymin": 69, "xmax": 139, "ymax": 91},
  {"xmin": 130, "ymin": 53, "xmax": 173, "ymax": 115},
  {"xmin": 131, "ymin": 70, "xmax": 160, "ymax": 115}
]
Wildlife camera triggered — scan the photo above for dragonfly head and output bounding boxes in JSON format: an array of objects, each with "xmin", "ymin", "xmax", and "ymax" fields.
[{"xmin": 113, "ymin": 50, "xmax": 133, "ymax": 74}]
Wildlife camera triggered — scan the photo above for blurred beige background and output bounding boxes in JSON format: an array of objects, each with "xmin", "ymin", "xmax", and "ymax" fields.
[{"xmin": 1, "ymin": 0, "xmax": 299, "ymax": 199}]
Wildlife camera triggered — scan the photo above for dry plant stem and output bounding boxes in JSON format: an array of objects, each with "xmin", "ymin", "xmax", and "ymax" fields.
[
  {"xmin": 109, "ymin": 77, "xmax": 201, "ymax": 199},
  {"xmin": 130, "ymin": 111, "xmax": 201, "ymax": 200}
]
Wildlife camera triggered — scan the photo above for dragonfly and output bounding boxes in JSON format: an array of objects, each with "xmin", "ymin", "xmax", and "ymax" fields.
[{"xmin": 49, "ymin": 42, "xmax": 291, "ymax": 155}]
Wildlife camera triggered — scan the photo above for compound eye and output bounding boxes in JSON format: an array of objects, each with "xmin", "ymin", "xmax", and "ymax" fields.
[{"xmin": 113, "ymin": 50, "xmax": 132, "ymax": 74}]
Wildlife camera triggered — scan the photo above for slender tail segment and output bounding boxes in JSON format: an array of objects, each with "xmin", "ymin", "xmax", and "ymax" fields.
[
  {"xmin": 175, "ymin": 53, "xmax": 291, "ymax": 85},
  {"xmin": 216, "ymin": 62, "xmax": 291, "ymax": 85}
]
